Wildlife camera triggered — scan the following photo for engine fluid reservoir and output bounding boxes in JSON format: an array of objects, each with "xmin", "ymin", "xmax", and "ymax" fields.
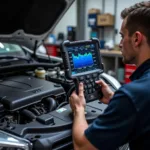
[
  {"xmin": 35, "ymin": 67, "xmax": 46, "ymax": 79},
  {"xmin": 47, "ymin": 69, "xmax": 57, "ymax": 78},
  {"xmin": 59, "ymin": 70, "xmax": 65, "ymax": 76}
]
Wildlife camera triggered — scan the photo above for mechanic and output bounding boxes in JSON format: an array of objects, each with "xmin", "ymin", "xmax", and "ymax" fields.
[{"xmin": 69, "ymin": 1, "xmax": 150, "ymax": 150}]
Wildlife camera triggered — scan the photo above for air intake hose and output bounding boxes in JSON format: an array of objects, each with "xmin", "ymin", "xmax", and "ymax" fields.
[
  {"xmin": 45, "ymin": 97, "xmax": 57, "ymax": 112},
  {"xmin": 21, "ymin": 109, "xmax": 36, "ymax": 121}
]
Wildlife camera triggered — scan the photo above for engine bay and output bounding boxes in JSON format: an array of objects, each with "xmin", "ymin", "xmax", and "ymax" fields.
[{"xmin": 0, "ymin": 64, "xmax": 114, "ymax": 150}]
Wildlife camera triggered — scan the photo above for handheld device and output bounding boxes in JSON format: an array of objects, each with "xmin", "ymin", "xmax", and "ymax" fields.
[{"xmin": 61, "ymin": 38, "xmax": 104, "ymax": 102}]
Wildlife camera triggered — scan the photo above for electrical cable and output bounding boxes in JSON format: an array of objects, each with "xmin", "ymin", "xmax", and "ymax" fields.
[
  {"xmin": 66, "ymin": 84, "xmax": 75, "ymax": 101},
  {"xmin": 56, "ymin": 101, "xmax": 68, "ymax": 109},
  {"xmin": 56, "ymin": 81, "xmax": 75, "ymax": 110},
  {"xmin": 56, "ymin": 84, "xmax": 75, "ymax": 110}
]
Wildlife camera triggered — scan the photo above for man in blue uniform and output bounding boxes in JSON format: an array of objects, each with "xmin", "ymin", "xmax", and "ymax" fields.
[{"xmin": 69, "ymin": 1, "xmax": 150, "ymax": 150}]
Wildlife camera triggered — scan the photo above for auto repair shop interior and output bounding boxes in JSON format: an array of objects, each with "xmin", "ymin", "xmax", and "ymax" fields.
[{"xmin": 0, "ymin": 0, "xmax": 144, "ymax": 150}]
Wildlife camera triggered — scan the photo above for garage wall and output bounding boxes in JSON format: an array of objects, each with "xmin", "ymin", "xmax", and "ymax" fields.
[
  {"xmin": 53, "ymin": 0, "xmax": 149, "ymax": 44},
  {"xmin": 53, "ymin": 1, "xmax": 77, "ymax": 40},
  {"xmin": 114, "ymin": 0, "xmax": 145, "ymax": 44}
]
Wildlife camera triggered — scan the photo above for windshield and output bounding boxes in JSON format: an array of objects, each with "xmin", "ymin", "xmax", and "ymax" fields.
[
  {"xmin": 0, "ymin": 43, "xmax": 22, "ymax": 53},
  {"xmin": 0, "ymin": 42, "xmax": 27, "ymax": 58},
  {"xmin": 0, "ymin": 43, "xmax": 31, "ymax": 65}
]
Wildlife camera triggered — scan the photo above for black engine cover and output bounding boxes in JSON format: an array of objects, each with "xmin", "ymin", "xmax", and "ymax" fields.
[{"xmin": 0, "ymin": 76, "xmax": 65, "ymax": 111}]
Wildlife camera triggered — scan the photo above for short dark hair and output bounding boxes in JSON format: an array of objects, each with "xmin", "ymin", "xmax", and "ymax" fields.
[{"xmin": 121, "ymin": 1, "xmax": 150, "ymax": 46}]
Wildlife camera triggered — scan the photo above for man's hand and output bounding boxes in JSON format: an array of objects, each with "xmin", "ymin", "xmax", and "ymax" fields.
[
  {"xmin": 69, "ymin": 82, "xmax": 86, "ymax": 113},
  {"xmin": 70, "ymin": 83, "xmax": 97, "ymax": 150},
  {"xmin": 96, "ymin": 80, "xmax": 114, "ymax": 104}
]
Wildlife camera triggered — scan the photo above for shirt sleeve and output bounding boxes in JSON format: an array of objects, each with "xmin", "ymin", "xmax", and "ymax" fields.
[{"xmin": 84, "ymin": 90, "xmax": 137, "ymax": 150}]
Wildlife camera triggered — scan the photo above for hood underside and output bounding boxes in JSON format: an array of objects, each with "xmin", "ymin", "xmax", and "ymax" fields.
[{"xmin": 0, "ymin": 0, "xmax": 74, "ymax": 50}]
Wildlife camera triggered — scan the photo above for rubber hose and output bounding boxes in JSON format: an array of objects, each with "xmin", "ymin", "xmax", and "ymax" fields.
[
  {"xmin": 0, "ymin": 62, "xmax": 61, "ymax": 73},
  {"xmin": 45, "ymin": 97, "xmax": 57, "ymax": 112},
  {"xmin": 21, "ymin": 109, "xmax": 36, "ymax": 120}
]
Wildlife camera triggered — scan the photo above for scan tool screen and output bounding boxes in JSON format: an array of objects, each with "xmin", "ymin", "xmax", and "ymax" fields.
[{"xmin": 66, "ymin": 43, "xmax": 102, "ymax": 76}]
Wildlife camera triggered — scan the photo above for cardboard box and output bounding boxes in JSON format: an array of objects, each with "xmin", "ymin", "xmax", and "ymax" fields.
[
  {"xmin": 88, "ymin": 8, "xmax": 100, "ymax": 14},
  {"xmin": 97, "ymin": 14, "xmax": 114, "ymax": 26}
]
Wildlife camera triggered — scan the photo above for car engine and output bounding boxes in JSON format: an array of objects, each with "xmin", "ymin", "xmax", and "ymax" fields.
[
  {"xmin": 0, "ymin": 64, "xmax": 72, "ymax": 149},
  {"xmin": 0, "ymin": 75, "xmax": 65, "ymax": 122}
]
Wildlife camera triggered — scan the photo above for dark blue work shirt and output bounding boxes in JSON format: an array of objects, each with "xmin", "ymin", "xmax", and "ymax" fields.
[{"xmin": 85, "ymin": 59, "xmax": 150, "ymax": 150}]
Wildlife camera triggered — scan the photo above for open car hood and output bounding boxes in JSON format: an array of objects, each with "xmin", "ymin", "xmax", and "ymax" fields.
[{"xmin": 0, "ymin": 0, "xmax": 74, "ymax": 50}]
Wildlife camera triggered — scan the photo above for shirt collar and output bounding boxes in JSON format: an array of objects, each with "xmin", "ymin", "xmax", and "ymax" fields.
[{"xmin": 130, "ymin": 59, "xmax": 150, "ymax": 81}]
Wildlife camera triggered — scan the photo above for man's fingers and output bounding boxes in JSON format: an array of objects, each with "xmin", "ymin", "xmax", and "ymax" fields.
[
  {"xmin": 71, "ymin": 91, "xmax": 78, "ymax": 99},
  {"xmin": 95, "ymin": 79, "xmax": 107, "ymax": 87},
  {"xmin": 78, "ymin": 82, "xmax": 84, "ymax": 97}
]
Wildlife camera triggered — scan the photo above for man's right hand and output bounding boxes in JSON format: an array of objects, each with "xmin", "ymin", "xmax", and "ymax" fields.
[{"xmin": 96, "ymin": 80, "xmax": 114, "ymax": 104}]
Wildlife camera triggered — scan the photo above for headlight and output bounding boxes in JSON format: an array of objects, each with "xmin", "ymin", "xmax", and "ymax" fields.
[{"xmin": 0, "ymin": 130, "xmax": 32, "ymax": 150}]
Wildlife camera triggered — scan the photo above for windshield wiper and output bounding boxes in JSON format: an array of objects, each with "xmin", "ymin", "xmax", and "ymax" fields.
[{"xmin": 0, "ymin": 55, "xmax": 31, "ymax": 63}]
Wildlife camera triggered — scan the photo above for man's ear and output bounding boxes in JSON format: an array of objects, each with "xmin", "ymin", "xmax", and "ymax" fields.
[{"xmin": 133, "ymin": 31, "xmax": 143, "ymax": 47}]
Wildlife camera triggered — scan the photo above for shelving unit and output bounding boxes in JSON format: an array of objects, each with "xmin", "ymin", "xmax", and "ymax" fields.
[{"xmin": 100, "ymin": 50, "xmax": 124, "ymax": 81}]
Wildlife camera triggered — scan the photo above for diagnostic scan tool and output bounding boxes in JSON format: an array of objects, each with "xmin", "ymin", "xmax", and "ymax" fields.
[{"xmin": 61, "ymin": 38, "xmax": 104, "ymax": 102}]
